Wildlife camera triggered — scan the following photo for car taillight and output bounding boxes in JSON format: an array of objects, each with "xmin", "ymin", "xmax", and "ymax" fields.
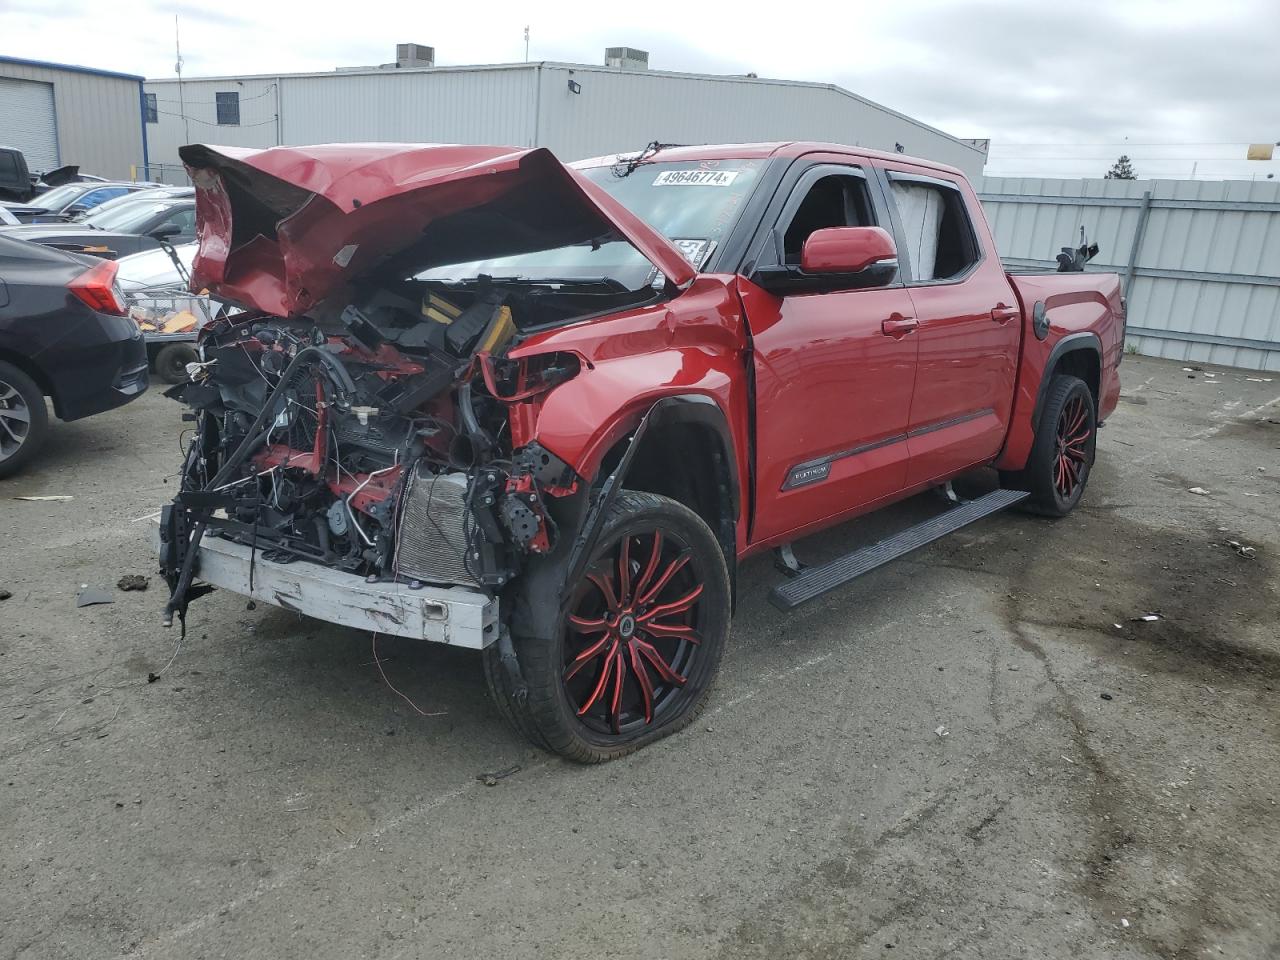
[{"xmin": 68, "ymin": 259, "xmax": 126, "ymax": 316}]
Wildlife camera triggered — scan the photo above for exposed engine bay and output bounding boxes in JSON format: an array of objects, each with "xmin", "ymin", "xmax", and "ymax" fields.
[{"xmin": 158, "ymin": 279, "xmax": 609, "ymax": 627}]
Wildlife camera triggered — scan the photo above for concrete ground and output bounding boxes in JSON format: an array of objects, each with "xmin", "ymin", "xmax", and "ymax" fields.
[{"xmin": 1, "ymin": 353, "xmax": 1277, "ymax": 960}]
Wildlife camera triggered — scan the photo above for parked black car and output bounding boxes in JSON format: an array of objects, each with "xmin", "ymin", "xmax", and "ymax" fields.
[
  {"xmin": 0, "ymin": 193, "xmax": 197, "ymax": 260},
  {"xmin": 1, "ymin": 179, "xmax": 159, "ymax": 223},
  {"xmin": 0, "ymin": 234, "xmax": 149, "ymax": 477}
]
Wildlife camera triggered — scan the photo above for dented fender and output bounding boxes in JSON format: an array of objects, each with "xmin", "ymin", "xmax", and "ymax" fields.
[{"xmin": 505, "ymin": 276, "xmax": 752, "ymax": 527}]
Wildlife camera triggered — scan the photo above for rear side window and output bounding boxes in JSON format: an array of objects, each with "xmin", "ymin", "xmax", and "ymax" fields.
[
  {"xmin": 0, "ymin": 151, "xmax": 18, "ymax": 179},
  {"xmin": 888, "ymin": 178, "xmax": 979, "ymax": 282},
  {"xmin": 782, "ymin": 174, "xmax": 876, "ymax": 264}
]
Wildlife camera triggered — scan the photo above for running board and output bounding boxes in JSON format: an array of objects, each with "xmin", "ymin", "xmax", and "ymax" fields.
[{"xmin": 768, "ymin": 488, "xmax": 1030, "ymax": 611}]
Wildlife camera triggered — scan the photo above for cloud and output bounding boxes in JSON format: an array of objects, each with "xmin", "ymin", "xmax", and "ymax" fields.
[{"xmin": 2, "ymin": 0, "xmax": 1276, "ymax": 179}]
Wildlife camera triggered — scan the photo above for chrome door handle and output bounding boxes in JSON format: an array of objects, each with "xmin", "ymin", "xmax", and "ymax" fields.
[{"xmin": 881, "ymin": 316, "xmax": 919, "ymax": 337}]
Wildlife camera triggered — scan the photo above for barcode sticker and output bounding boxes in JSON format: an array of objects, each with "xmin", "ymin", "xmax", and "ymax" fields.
[{"xmin": 652, "ymin": 169, "xmax": 740, "ymax": 187}]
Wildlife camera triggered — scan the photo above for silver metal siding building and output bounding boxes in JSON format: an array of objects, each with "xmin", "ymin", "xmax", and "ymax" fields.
[
  {"xmin": 0, "ymin": 56, "xmax": 147, "ymax": 180},
  {"xmin": 143, "ymin": 61, "xmax": 987, "ymax": 176}
]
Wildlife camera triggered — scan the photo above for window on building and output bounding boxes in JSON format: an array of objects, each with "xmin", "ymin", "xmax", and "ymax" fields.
[
  {"xmin": 144, "ymin": 92, "xmax": 158, "ymax": 124},
  {"xmin": 887, "ymin": 178, "xmax": 980, "ymax": 282},
  {"xmin": 782, "ymin": 174, "xmax": 876, "ymax": 265},
  {"xmin": 215, "ymin": 92, "xmax": 240, "ymax": 126}
]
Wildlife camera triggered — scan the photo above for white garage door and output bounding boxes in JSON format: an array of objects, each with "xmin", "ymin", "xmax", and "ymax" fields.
[{"xmin": 0, "ymin": 76, "xmax": 59, "ymax": 174}]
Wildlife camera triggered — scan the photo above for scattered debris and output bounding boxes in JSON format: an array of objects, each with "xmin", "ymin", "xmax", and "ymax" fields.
[
  {"xmin": 1225, "ymin": 540, "xmax": 1257, "ymax": 560},
  {"xmin": 1113, "ymin": 622, "xmax": 1124, "ymax": 630},
  {"xmin": 0, "ymin": 589, "xmax": 11, "ymax": 602},
  {"xmin": 116, "ymin": 574, "xmax": 150, "ymax": 592},
  {"xmin": 476, "ymin": 764, "xmax": 521, "ymax": 786},
  {"xmin": 1101, "ymin": 693, "xmax": 1114, "ymax": 701},
  {"xmin": 1187, "ymin": 487, "xmax": 1210, "ymax": 496},
  {"xmin": 76, "ymin": 587, "xmax": 114, "ymax": 608},
  {"xmin": 934, "ymin": 725, "xmax": 950, "ymax": 738},
  {"xmin": 1131, "ymin": 614, "xmax": 1161, "ymax": 623},
  {"xmin": 13, "ymin": 495, "xmax": 73, "ymax": 502},
  {"xmin": 1121, "ymin": 918, "xmax": 1131, "ymax": 929},
  {"xmin": 147, "ymin": 672, "xmax": 159, "ymax": 683},
  {"xmin": 1245, "ymin": 377, "xmax": 1273, "ymax": 383},
  {"xmin": 1061, "ymin": 755, "xmax": 1076, "ymax": 765}
]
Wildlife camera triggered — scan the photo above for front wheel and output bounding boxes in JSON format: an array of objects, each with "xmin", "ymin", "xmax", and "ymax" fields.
[
  {"xmin": 490, "ymin": 491, "xmax": 731, "ymax": 763},
  {"xmin": 1005, "ymin": 374, "xmax": 1097, "ymax": 516}
]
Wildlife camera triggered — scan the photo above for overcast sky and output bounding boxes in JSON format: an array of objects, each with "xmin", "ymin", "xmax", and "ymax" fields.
[{"xmin": 4, "ymin": 0, "xmax": 1278, "ymax": 180}]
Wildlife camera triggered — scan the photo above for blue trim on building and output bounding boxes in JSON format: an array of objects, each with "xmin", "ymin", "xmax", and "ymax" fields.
[
  {"xmin": 0, "ymin": 55, "xmax": 144, "ymax": 82},
  {"xmin": 138, "ymin": 81, "xmax": 150, "ymax": 176}
]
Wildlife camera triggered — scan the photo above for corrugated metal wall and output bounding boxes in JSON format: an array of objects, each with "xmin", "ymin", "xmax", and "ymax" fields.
[
  {"xmin": 534, "ymin": 66, "xmax": 986, "ymax": 174},
  {"xmin": 0, "ymin": 59, "xmax": 144, "ymax": 181},
  {"xmin": 980, "ymin": 176, "xmax": 1280, "ymax": 372},
  {"xmin": 144, "ymin": 64, "xmax": 986, "ymax": 175},
  {"xmin": 282, "ymin": 68, "xmax": 537, "ymax": 148}
]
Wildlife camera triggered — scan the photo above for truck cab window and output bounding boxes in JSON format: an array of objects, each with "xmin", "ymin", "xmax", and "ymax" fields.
[
  {"xmin": 783, "ymin": 174, "xmax": 875, "ymax": 264},
  {"xmin": 888, "ymin": 179, "xmax": 979, "ymax": 282}
]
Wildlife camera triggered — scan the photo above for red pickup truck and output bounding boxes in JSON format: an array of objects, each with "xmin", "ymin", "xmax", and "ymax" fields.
[{"xmin": 159, "ymin": 141, "xmax": 1123, "ymax": 762}]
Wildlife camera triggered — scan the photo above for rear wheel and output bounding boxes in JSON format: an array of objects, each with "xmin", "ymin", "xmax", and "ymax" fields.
[
  {"xmin": 0, "ymin": 360, "xmax": 49, "ymax": 480},
  {"xmin": 1005, "ymin": 374, "xmax": 1096, "ymax": 516},
  {"xmin": 153, "ymin": 343, "xmax": 198, "ymax": 384},
  {"xmin": 489, "ymin": 491, "xmax": 731, "ymax": 763}
]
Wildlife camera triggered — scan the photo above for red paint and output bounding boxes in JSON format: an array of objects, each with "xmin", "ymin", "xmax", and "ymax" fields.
[
  {"xmin": 180, "ymin": 143, "xmax": 693, "ymax": 317},
  {"xmin": 800, "ymin": 226, "xmax": 897, "ymax": 274},
  {"xmin": 194, "ymin": 139, "xmax": 1122, "ymax": 567},
  {"xmin": 516, "ymin": 143, "xmax": 1121, "ymax": 559}
]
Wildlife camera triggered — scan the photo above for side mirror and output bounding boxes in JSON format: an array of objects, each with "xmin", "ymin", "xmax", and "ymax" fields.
[
  {"xmin": 752, "ymin": 226, "xmax": 899, "ymax": 294},
  {"xmin": 66, "ymin": 204, "xmax": 90, "ymax": 218},
  {"xmin": 150, "ymin": 223, "xmax": 182, "ymax": 240},
  {"xmin": 801, "ymin": 227, "xmax": 897, "ymax": 276}
]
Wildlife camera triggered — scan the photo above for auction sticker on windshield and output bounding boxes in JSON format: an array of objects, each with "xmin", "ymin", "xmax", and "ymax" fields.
[{"xmin": 652, "ymin": 169, "xmax": 740, "ymax": 187}]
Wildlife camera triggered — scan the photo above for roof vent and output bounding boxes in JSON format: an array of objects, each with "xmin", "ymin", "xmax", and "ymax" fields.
[
  {"xmin": 395, "ymin": 43, "xmax": 435, "ymax": 68},
  {"xmin": 605, "ymin": 47, "xmax": 649, "ymax": 70}
]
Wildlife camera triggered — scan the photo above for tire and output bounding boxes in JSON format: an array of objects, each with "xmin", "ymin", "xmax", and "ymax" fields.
[
  {"xmin": 0, "ymin": 360, "xmax": 49, "ymax": 480},
  {"xmin": 489, "ymin": 490, "xmax": 732, "ymax": 763},
  {"xmin": 153, "ymin": 343, "xmax": 198, "ymax": 385},
  {"xmin": 1005, "ymin": 374, "xmax": 1096, "ymax": 517}
]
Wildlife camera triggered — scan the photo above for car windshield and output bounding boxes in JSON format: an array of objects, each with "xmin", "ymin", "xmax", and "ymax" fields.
[
  {"xmin": 417, "ymin": 158, "xmax": 765, "ymax": 287},
  {"xmin": 32, "ymin": 184, "xmax": 86, "ymax": 211},
  {"xmin": 83, "ymin": 200, "xmax": 169, "ymax": 233}
]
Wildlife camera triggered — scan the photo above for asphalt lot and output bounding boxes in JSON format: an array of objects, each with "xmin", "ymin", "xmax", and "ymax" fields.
[{"xmin": 2, "ymin": 353, "xmax": 1277, "ymax": 960}]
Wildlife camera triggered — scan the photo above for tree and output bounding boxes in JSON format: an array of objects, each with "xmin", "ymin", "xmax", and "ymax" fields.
[{"xmin": 1105, "ymin": 155, "xmax": 1137, "ymax": 180}]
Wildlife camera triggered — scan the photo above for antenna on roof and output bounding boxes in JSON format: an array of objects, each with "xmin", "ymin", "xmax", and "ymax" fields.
[{"xmin": 175, "ymin": 15, "xmax": 190, "ymax": 145}]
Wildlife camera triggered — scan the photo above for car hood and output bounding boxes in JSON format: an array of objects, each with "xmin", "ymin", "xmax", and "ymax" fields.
[{"xmin": 178, "ymin": 142, "xmax": 696, "ymax": 317}]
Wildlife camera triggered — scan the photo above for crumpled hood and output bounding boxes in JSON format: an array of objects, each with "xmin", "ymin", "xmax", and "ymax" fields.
[{"xmin": 179, "ymin": 142, "xmax": 696, "ymax": 317}]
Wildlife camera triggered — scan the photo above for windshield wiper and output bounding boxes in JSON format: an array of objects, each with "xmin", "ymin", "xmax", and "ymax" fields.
[{"xmin": 611, "ymin": 141, "xmax": 685, "ymax": 178}]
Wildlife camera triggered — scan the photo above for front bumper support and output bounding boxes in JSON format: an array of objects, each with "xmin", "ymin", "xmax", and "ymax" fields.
[{"xmin": 167, "ymin": 531, "xmax": 499, "ymax": 648}]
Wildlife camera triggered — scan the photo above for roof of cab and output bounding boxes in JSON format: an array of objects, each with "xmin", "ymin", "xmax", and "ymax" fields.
[{"xmin": 573, "ymin": 141, "xmax": 965, "ymax": 178}]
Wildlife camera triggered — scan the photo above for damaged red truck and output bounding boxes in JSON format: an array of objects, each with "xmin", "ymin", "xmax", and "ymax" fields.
[{"xmin": 159, "ymin": 141, "xmax": 1123, "ymax": 761}]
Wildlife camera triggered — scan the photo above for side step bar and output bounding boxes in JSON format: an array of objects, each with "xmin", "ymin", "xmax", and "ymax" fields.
[{"xmin": 768, "ymin": 488, "xmax": 1030, "ymax": 611}]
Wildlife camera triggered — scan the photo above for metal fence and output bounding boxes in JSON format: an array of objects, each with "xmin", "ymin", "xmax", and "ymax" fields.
[{"xmin": 979, "ymin": 176, "xmax": 1280, "ymax": 372}]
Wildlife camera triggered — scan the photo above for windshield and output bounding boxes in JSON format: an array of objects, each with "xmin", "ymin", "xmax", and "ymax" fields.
[
  {"xmin": 418, "ymin": 158, "xmax": 764, "ymax": 287},
  {"xmin": 83, "ymin": 200, "xmax": 169, "ymax": 233},
  {"xmin": 32, "ymin": 184, "xmax": 86, "ymax": 211}
]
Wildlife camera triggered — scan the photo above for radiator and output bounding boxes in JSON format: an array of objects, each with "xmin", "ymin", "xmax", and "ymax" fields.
[{"xmin": 394, "ymin": 468, "xmax": 482, "ymax": 588}]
